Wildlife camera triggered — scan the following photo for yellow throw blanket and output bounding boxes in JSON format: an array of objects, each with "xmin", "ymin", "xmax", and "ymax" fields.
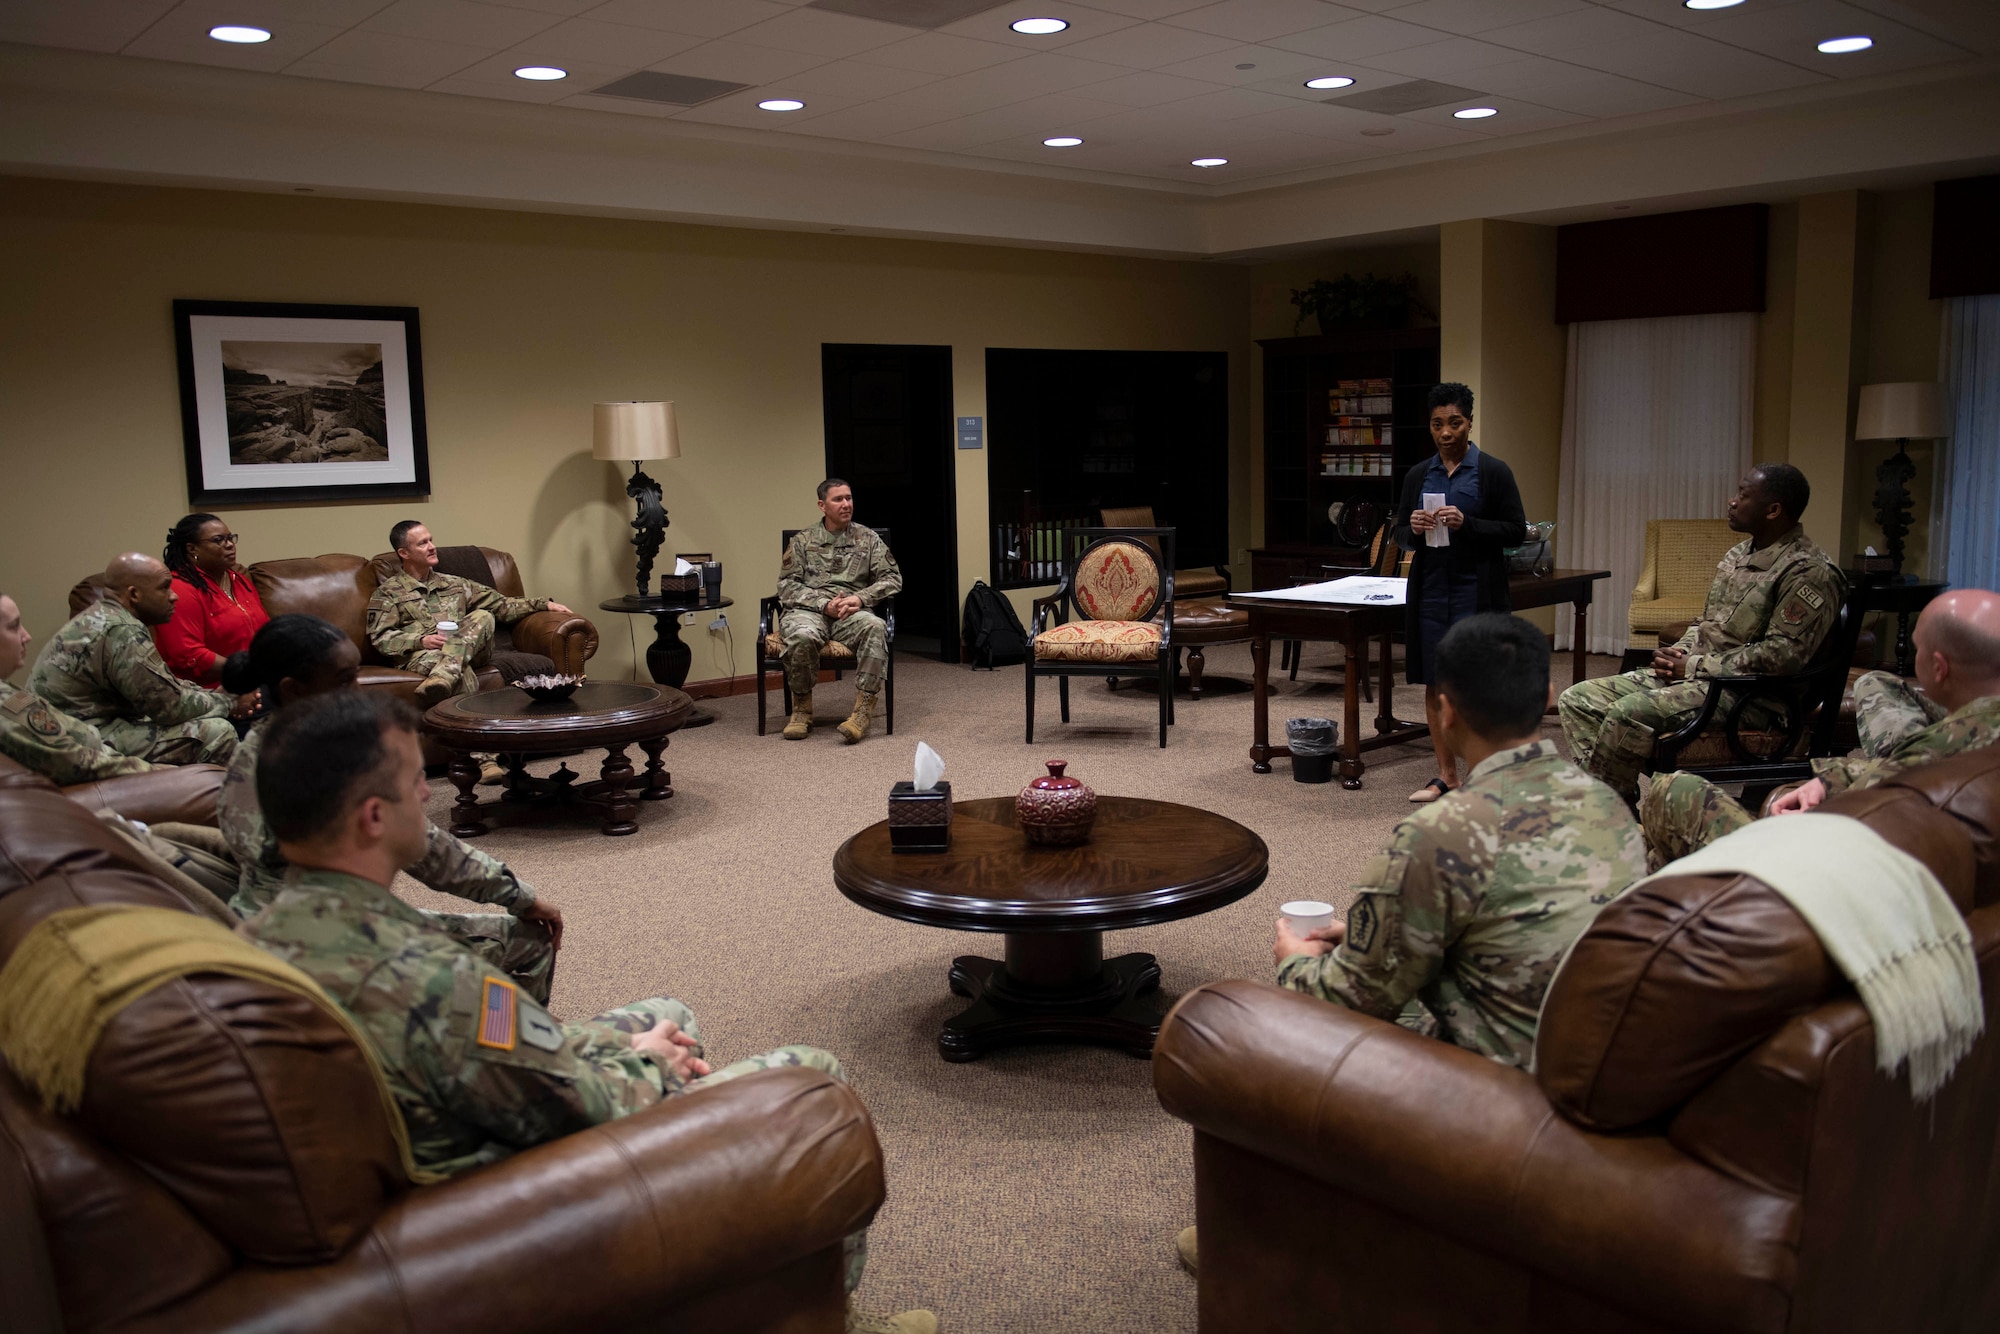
[
  {"xmin": 0, "ymin": 904, "xmax": 441, "ymax": 1184},
  {"xmin": 1656, "ymin": 812, "xmax": 1984, "ymax": 1101}
]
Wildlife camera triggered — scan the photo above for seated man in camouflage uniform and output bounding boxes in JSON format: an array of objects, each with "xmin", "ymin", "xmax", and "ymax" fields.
[
  {"xmin": 239, "ymin": 691, "xmax": 934, "ymax": 1334},
  {"xmin": 1558, "ymin": 464, "xmax": 1845, "ymax": 803},
  {"xmin": 29, "ymin": 553, "xmax": 246, "ymax": 765},
  {"xmin": 1176, "ymin": 616, "xmax": 1646, "ymax": 1277},
  {"xmin": 0, "ymin": 592, "xmax": 160, "ymax": 783},
  {"xmin": 778, "ymin": 479, "xmax": 902, "ymax": 744},
  {"xmin": 219, "ymin": 613, "xmax": 563, "ymax": 1002},
  {"xmin": 366, "ymin": 520, "xmax": 573, "ymax": 708},
  {"xmin": 1642, "ymin": 588, "xmax": 2000, "ymax": 868}
]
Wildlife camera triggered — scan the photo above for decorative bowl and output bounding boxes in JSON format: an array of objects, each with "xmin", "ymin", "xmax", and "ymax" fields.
[
  {"xmin": 1016, "ymin": 760, "xmax": 1097, "ymax": 847},
  {"xmin": 516, "ymin": 673, "xmax": 583, "ymax": 703}
]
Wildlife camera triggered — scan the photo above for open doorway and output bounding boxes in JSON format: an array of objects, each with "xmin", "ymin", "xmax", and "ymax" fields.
[{"xmin": 821, "ymin": 343, "xmax": 959, "ymax": 661}]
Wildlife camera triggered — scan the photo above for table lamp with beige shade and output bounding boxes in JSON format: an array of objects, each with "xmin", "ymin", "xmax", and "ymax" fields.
[
  {"xmin": 1855, "ymin": 382, "xmax": 1948, "ymax": 576},
  {"xmin": 594, "ymin": 400, "xmax": 680, "ymax": 597}
]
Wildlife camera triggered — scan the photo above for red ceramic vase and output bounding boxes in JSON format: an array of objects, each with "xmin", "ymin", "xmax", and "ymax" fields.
[{"xmin": 1016, "ymin": 760, "xmax": 1097, "ymax": 847}]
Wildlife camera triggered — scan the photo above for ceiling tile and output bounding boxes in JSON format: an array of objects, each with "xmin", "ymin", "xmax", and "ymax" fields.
[
  {"xmin": 290, "ymin": 28, "xmax": 497, "ymax": 81},
  {"xmin": 1555, "ymin": 28, "xmax": 1828, "ymax": 98},
  {"xmin": 0, "ymin": 0, "xmax": 178, "ymax": 52},
  {"xmin": 1267, "ymin": 12, "xmax": 1443, "ymax": 60},
  {"xmin": 783, "ymin": 98, "xmax": 961, "ymax": 138},
  {"xmin": 1695, "ymin": 0, "xmax": 1972, "ymax": 76},
  {"xmin": 1074, "ymin": 0, "xmax": 1212, "ymax": 17},
  {"xmin": 1380, "ymin": 0, "xmax": 1589, "ymax": 37},
  {"xmin": 429, "ymin": 49, "xmax": 629, "ymax": 92},
  {"xmin": 935, "ymin": 1, "xmax": 1142, "ymax": 49},
  {"xmin": 1155, "ymin": 41, "xmax": 1340, "ymax": 84},
  {"xmin": 1352, "ymin": 35, "xmax": 1520, "ymax": 78},
  {"xmin": 1520, "ymin": 73, "xmax": 1697, "ymax": 117},
  {"xmin": 851, "ymin": 30, "xmax": 1025, "ymax": 73},
  {"xmin": 1396, "ymin": 92, "xmax": 1588, "ymax": 135},
  {"xmin": 162, "ymin": 0, "xmax": 395, "ymax": 26},
  {"xmin": 781, "ymin": 56, "xmax": 944, "ymax": 95},
  {"xmin": 724, "ymin": 6, "xmax": 914, "ymax": 57},
  {"xmin": 120, "ymin": 6, "xmax": 350, "ymax": 69},
  {"xmin": 673, "ymin": 86, "xmax": 868, "ymax": 128},
  {"xmin": 1056, "ymin": 20, "xmax": 1241, "ymax": 67},
  {"xmin": 577, "ymin": 0, "xmax": 791, "ymax": 39},
  {"xmin": 1448, "ymin": 51, "xmax": 1595, "ymax": 97},
  {"xmin": 648, "ymin": 39, "xmax": 830, "ymax": 82},
  {"xmin": 498, "ymin": 17, "xmax": 707, "ymax": 66},
  {"xmin": 552, "ymin": 90, "xmax": 679, "ymax": 115},
  {"xmin": 1079, "ymin": 68, "xmax": 1231, "ymax": 103},
  {"xmin": 1166, "ymin": 0, "xmax": 1367, "ymax": 44},
  {"xmin": 1171, "ymin": 83, "xmax": 1310, "ymax": 118},
  {"xmin": 482, "ymin": 0, "xmax": 601, "ymax": 12},
  {"xmin": 878, "ymin": 91, "xmax": 1130, "ymax": 148},
  {"xmin": 358, "ymin": 0, "xmax": 563, "ymax": 47},
  {"xmin": 1476, "ymin": 6, "xmax": 1661, "ymax": 57}
]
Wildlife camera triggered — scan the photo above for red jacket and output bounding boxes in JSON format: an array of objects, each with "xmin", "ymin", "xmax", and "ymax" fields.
[{"xmin": 155, "ymin": 570, "xmax": 269, "ymax": 687}]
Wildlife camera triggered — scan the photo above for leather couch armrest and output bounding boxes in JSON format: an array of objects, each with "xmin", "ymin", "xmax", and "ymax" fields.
[
  {"xmin": 135, "ymin": 1068, "xmax": 885, "ymax": 1334},
  {"xmin": 62, "ymin": 766, "xmax": 227, "ymax": 827},
  {"xmin": 510, "ymin": 611, "xmax": 599, "ymax": 677},
  {"xmin": 1155, "ymin": 981, "xmax": 1798, "ymax": 1333}
]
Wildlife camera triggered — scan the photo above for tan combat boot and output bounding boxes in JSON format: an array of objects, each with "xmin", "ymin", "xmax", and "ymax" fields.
[
  {"xmin": 782, "ymin": 693, "xmax": 814, "ymax": 740},
  {"xmin": 1175, "ymin": 1225, "xmax": 1198, "ymax": 1275},
  {"xmin": 413, "ymin": 668, "xmax": 458, "ymax": 708},
  {"xmin": 837, "ymin": 689, "xmax": 879, "ymax": 744},
  {"xmin": 846, "ymin": 1307, "xmax": 938, "ymax": 1334}
]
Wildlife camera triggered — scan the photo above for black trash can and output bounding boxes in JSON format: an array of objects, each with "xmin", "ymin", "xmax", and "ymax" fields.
[{"xmin": 1286, "ymin": 717, "xmax": 1339, "ymax": 784}]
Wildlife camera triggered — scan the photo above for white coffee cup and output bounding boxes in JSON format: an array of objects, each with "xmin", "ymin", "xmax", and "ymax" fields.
[
  {"xmin": 1281, "ymin": 900, "xmax": 1336, "ymax": 936},
  {"xmin": 436, "ymin": 620, "xmax": 458, "ymax": 639}
]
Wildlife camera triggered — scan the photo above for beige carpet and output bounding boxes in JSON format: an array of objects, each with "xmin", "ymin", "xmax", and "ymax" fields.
[{"xmin": 405, "ymin": 642, "xmax": 1612, "ymax": 1333}]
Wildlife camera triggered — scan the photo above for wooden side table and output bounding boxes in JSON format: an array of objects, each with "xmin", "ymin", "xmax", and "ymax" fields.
[{"xmin": 597, "ymin": 593, "xmax": 733, "ymax": 729}]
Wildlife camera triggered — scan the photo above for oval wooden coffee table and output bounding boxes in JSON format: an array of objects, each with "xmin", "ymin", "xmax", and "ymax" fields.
[
  {"xmin": 833, "ymin": 796, "xmax": 1268, "ymax": 1062},
  {"xmin": 422, "ymin": 682, "xmax": 692, "ymax": 837}
]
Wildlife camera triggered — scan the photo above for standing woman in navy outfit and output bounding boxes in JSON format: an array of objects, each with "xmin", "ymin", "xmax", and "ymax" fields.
[{"xmin": 1393, "ymin": 382, "xmax": 1527, "ymax": 802}]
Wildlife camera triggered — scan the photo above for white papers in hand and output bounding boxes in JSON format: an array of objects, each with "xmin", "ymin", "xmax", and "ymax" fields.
[{"xmin": 1422, "ymin": 492, "xmax": 1449, "ymax": 547}]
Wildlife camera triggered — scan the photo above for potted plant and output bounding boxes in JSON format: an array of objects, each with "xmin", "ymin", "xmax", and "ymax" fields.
[{"xmin": 1291, "ymin": 272, "xmax": 1436, "ymax": 334}]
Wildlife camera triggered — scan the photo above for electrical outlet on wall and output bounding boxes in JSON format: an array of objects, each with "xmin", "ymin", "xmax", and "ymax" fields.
[{"xmin": 709, "ymin": 614, "xmax": 728, "ymax": 632}]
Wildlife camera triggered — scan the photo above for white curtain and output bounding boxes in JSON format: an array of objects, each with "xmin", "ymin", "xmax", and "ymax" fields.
[
  {"xmin": 1555, "ymin": 312, "xmax": 1757, "ymax": 654},
  {"xmin": 1933, "ymin": 294, "xmax": 2000, "ymax": 590}
]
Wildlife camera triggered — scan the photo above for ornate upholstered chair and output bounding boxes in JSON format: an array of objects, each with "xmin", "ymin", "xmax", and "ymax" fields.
[
  {"xmin": 1626, "ymin": 519, "xmax": 1741, "ymax": 668},
  {"xmin": 1027, "ymin": 527, "xmax": 1175, "ymax": 747},
  {"xmin": 756, "ymin": 527, "xmax": 895, "ymax": 737},
  {"xmin": 1097, "ymin": 505, "xmax": 1229, "ymax": 598}
]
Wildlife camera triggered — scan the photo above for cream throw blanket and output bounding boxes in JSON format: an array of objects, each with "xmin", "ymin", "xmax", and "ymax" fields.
[{"xmin": 1657, "ymin": 812, "xmax": 1983, "ymax": 1100}]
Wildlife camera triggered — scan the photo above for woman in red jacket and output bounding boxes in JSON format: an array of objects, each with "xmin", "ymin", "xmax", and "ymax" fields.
[{"xmin": 156, "ymin": 512, "xmax": 270, "ymax": 687}]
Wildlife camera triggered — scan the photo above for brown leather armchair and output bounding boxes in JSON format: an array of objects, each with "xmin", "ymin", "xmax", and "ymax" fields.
[
  {"xmin": 1156, "ymin": 744, "xmax": 2000, "ymax": 1334},
  {"xmin": 0, "ymin": 780, "xmax": 885, "ymax": 1334},
  {"xmin": 0, "ymin": 751, "xmax": 224, "ymax": 826}
]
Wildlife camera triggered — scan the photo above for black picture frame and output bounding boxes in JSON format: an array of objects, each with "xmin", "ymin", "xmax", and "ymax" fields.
[{"xmin": 173, "ymin": 299, "xmax": 431, "ymax": 506}]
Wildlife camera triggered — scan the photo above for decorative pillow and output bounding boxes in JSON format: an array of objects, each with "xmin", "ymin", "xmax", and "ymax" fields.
[
  {"xmin": 1074, "ymin": 540, "xmax": 1160, "ymax": 622},
  {"xmin": 1034, "ymin": 620, "xmax": 1162, "ymax": 664}
]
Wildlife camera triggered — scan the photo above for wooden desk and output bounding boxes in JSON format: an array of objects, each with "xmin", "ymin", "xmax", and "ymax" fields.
[{"xmin": 1230, "ymin": 568, "xmax": 1611, "ymax": 787}]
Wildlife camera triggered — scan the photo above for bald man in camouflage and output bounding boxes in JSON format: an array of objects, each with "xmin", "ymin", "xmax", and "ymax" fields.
[
  {"xmin": 777, "ymin": 479, "xmax": 901, "ymax": 744},
  {"xmin": 1642, "ymin": 588, "xmax": 2000, "ymax": 868},
  {"xmin": 0, "ymin": 592, "xmax": 160, "ymax": 783}
]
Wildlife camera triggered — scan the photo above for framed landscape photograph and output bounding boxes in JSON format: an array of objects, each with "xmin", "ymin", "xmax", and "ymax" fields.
[{"xmin": 174, "ymin": 299, "xmax": 430, "ymax": 505}]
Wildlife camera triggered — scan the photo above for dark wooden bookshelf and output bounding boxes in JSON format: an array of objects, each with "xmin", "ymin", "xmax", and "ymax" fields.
[{"xmin": 1253, "ymin": 327, "xmax": 1440, "ymax": 591}]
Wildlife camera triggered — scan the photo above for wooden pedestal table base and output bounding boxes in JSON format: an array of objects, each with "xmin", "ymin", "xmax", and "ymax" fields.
[
  {"xmin": 834, "ymin": 796, "xmax": 1267, "ymax": 1062},
  {"xmin": 422, "ymin": 682, "xmax": 692, "ymax": 838}
]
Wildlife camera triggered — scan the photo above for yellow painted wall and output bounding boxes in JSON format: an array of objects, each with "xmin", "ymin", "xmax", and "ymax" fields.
[
  {"xmin": 1754, "ymin": 201, "xmax": 1799, "ymax": 461},
  {"xmin": 1848, "ymin": 186, "xmax": 1943, "ymax": 573},
  {"xmin": 0, "ymin": 176, "xmax": 1250, "ymax": 684},
  {"xmin": 1786, "ymin": 190, "xmax": 1866, "ymax": 555}
]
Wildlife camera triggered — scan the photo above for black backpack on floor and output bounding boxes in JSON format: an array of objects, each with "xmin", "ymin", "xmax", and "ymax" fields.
[{"xmin": 962, "ymin": 580, "xmax": 1029, "ymax": 669}]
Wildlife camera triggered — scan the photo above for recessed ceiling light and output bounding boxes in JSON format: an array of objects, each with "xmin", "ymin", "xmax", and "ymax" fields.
[
  {"xmin": 1304, "ymin": 76, "xmax": 1354, "ymax": 90},
  {"xmin": 1191, "ymin": 157, "xmax": 1228, "ymax": 167},
  {"xmin": 758, "ymin": 98, "xmax": 806, "ymax": 111},
  {"xmin": 1453, "ymin": 106, "xmax": 1498, "ymax": 118},
  {"xmin": 1043, "ymin": 136, "xmax": 1083, "ymax": 147},
  {"xmin": 208, "ymin": 25, "xmax": 271, "ymax": 43},
  {"xmin": 1011, "ymin": 17, "xmax": 1068, "ymax": 35},
  {"xmin": 1683, "ymin": 0, "xmax": 1743, "ymax": 9},
  {"xmin": 1817, "ymin": 35, "xmax": 1873, "ymax": 53},
  {"xmin": 1234, "ymin": 62, "xmax": 1256, "ymax": 70},
  {"xmin": 1359, "ymin": 127, "xmax": 1394, "ymax": 137},
  {"xmin": 514, "ymin": 66, "xmax": 567, "ymax": 81}
]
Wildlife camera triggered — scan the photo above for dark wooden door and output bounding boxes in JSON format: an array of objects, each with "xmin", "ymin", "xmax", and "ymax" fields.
[{"xmin": 821, "ymin": 344, "xmax": 958, "ymax": 660}]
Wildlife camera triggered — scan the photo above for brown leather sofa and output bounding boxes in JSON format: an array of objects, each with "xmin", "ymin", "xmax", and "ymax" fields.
[
  {"xmin": 0, "ymin": 778, "xmax": 885, "ymax": 1334},
  {"xmin": 1156, "ymin": 743, "xmax": 2000, "ymax": 1334},
  {"xmin": 0, "ymin": 751, "xmax": 224, "ymax": 826}
]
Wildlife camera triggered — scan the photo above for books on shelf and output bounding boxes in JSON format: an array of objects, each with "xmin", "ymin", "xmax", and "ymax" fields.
[
  {"xmin": 1324, "ymin": 423, "xmax": 1395, "ymax": 447},
  {"xmin": 1320, "ymin": 451, "xmax": 1395, "ymax": 477},
  {"xmin": 1327, "ymin": 391, "xmax": 1396, "ymax": 415}
]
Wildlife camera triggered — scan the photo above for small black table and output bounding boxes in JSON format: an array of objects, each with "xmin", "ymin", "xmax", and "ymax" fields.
[
  {"xmin": 598, "ymin": 593, "xmax": 733, "ymax": 728},
  {"xmin": 1849, "ymin": 577, "xmax": 1949, "ymax": 676}
]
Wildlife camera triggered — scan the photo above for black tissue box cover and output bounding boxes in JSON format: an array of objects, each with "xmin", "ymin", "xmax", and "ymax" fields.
[{"xmin": 888, "ymin": 781, "xmax": 951, "ymax": 852}]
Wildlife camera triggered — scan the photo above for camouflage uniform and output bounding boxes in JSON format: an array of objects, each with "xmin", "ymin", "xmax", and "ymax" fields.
[
  {"xmin": 777, "ymin": 522, "xmax": 901, "ymax": 698},
  {"xmin": 240, "ymin": 866, "xmax": 864, "ymax": 1286},
  {"xmin": 0, "ymin": 680, "xmax": 156, "ymax": 784},
  {"xmin": 1557, "ymin": 526, "xmax": 1844, "ymax": 800},
  {"xmin": 27, "ymin": 600, "xmax": 236, "ymax": 764},
  {"xmin": 219, "ymin": 717, "xmax": 556, "ymax": 1002},
  {"xmin": 1641, "ymin": 673, "xmax": 2000, "ymax": 868},
  {"xmin": 367, "ymin": 571, "xmax": 549, "ymax": 696},
  {"xmin": 1278, "ymin": 739, "xmax": 1647, "ymax": 1067}
]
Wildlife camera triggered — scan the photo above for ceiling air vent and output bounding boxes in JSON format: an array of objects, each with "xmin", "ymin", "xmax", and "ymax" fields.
[
  {"xmin": 591, "ymin": 71, "xmax": 751, "ymax": 106},
  {"xmin": 807, "ymin": 0, "xmax": 1013, "ymax": 28},
  {"xmin": 1322, "ymin": 80, "xmax": 1483, "ymax": 114}
]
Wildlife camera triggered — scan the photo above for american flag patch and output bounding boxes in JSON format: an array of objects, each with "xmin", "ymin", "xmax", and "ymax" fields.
[{"xmin": 476, "ymin": 977, "xmax": 517, "ymax": 1051}]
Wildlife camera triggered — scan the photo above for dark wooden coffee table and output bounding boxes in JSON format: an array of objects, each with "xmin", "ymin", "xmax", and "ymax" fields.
[
  {"xmin": 833, "ymin": 796, "xmax": 1268, "ymax": 1062},
  {"xmin": 422, "ymin": 682, "xmax": 692, "ymax": 837}
]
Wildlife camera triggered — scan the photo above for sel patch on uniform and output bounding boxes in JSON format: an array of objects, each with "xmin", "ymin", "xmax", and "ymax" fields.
[
  {"xmin": 1347, "ymin": 897, "xmax": 1380, "ymax": 954},
  {"xmin": 477, "ymin": 977, "xmax": 517, "ymax": 1050},
  {"xmin": 520, "ymin": 1006, "xmax": 563, "ymax": 1052}
]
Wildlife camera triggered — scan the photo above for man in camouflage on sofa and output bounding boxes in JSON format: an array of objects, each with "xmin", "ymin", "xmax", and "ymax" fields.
[
  {"xmin": 1642, "ymin": 587, "xmax": 2000, "ymax": 868},
  {"xmin": 0, "ymin": 591, "xmax": 162, "ymax": 783},
  {"xmin": 366, "ymin": 520, "xmax": 573, "ymax": 707},
  {"xmin": 777, "ymin": 479, "xmax": 901, "ymax": 744}
]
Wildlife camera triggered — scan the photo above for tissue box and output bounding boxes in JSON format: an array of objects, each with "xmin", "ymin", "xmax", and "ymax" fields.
[{"xmin": 888, "ymin": 781, "xmax": 951, "ymax": 852}]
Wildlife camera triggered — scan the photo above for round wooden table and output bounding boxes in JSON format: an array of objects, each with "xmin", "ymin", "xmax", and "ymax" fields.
[
  {"xmin": 833, "ymin": 796, "xmax": 1268, "ymax": 1062},
  {"xmin": 422, "ymin": 682, "xmax": 691, "ymax": 837}
]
